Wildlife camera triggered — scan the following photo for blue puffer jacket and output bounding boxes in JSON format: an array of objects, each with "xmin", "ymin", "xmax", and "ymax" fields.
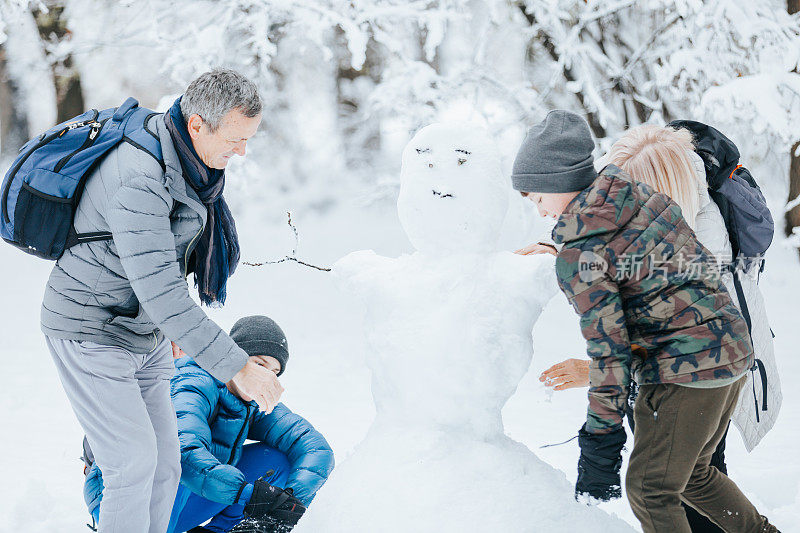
[
  {"xmin": 172, "ymin": 357, "xmax": 334, "ymax": 506},
  {"xmin": 84, "ymin": 357, "xmax": 334, "ymax": 515}
]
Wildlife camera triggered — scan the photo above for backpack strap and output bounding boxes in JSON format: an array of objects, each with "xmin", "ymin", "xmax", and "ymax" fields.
[
  {"xmin": 727, "ymin": 264, "xmax": 762, "ymax": 398},
  {"xmin": 68, "ymin": 103, "xmax": 165, "ymax": 250},
  {"xmin": 122, "ymin": 109, "xmax": 164, "ymax": 169},
  {"xmin": 747, "ymin": 359, "xmax": 769, "ymax": 424},
  {"xmin": 730, "ymin": 269, "xmax": 752, "ymax": 335},
  {"xmin": 65, "ymin": 228, "xmax": 113, "ymax": 249}
]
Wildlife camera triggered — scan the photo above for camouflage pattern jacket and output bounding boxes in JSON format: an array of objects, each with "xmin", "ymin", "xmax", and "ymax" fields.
[{"xmin": 552, "ymin": 164, "xmax": 754, "ymax": 435}]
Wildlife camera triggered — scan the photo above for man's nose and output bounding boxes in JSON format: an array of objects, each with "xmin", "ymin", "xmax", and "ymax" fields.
[{"xmin": 233, "ymin": 140, "xmax": 247, "ymax": 156}]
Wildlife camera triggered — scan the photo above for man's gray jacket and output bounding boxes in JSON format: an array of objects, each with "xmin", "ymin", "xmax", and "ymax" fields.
[{"xmin": 40, "ymin": 113, "xmax": 248, "ymax": 382}]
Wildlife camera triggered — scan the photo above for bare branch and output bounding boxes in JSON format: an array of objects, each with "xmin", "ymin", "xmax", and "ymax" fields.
[{"xmin": 242, "ymin": 211, "xmax": 332, "ymax": 272}]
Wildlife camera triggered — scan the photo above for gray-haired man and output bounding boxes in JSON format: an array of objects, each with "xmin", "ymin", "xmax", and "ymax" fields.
[{"xmin": 41, "ymin": 69, "xmax": 283, "ymax": 532}]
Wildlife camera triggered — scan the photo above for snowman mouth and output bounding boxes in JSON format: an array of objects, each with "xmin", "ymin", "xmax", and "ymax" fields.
[{"xmin": 432, "ymin": 190, "xmax": 455, "ymax": 199}]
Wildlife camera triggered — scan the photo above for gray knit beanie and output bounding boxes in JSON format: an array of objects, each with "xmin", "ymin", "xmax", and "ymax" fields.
[
  {"xmin": 511, "ymin": 110, "xmax": 597, "ymax": 193},
  {"xmin": 229, "ymin": 315, "xmax": 289, "ymax": 376}
]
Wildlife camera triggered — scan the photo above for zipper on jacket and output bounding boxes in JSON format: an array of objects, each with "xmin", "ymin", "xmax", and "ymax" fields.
[
  {"xmin": 2, "ymin": 110, "xmax": 100, "ymax": 223},
  {"xmin": 228, "ymin": 404, "xmax": 251, "ymax": 464},
  {"xmin": 183, "ymin": 223, "xmax": 203, "ymax": 278}
]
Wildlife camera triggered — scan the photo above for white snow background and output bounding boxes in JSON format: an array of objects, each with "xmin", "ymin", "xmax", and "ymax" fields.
[
  {"xmin": 0, "ymin": 178, "xmax": 798, "ymax": 531},
  {"xmin": 1, "ymin": 0, "xmax": 799, "ymax": 529}
]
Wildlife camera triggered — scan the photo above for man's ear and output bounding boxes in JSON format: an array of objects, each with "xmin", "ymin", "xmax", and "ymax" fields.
[{"xmin": 186, "ymin": 114, "xmax": 204, "ymax": 139}]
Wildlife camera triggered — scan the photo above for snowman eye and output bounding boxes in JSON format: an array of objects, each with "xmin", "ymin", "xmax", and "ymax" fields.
[{"xmin": 416, "ymin": 148, "xmax": 432, "ymax": 154}]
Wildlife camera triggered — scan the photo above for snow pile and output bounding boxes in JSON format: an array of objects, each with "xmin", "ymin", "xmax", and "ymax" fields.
[{"xmin": 297, "ymin": 125, "xmax": 634, "ymax": 532}]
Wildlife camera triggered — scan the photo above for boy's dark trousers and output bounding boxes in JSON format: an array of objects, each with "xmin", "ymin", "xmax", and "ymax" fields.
[
  {"xmin": 625, "ymin": 391, "xmax": 728, "ymax": 533},
  {"xmin": 625, "ymin": 378, "xmax": 768, "ymax": 533},
  {"xmin": 683, "ymin": 429, "xmax": 729, "ymax": 532}
]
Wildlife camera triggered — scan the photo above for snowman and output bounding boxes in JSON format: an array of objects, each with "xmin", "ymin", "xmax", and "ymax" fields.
[{"xmin": 297, "ymin": 124, "xmax": 634, "ymax": 532}]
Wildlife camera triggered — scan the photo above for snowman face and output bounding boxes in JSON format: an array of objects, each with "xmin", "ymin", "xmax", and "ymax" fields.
[{"xmin": 398, "ymin": 124, "xmax": 509, "ymax": 255}]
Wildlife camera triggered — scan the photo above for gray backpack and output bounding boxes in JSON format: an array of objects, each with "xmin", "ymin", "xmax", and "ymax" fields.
[
  {"xmin": 670, "ymin": 120, "xmax": 777, "ymax": 437},
  {"xmin": 669, "ymin": 120, "xmax": 774, "ymax": 269},
  {"xmin": 668, "ymin": 120, "xmax": 774, "ymax": 332}
]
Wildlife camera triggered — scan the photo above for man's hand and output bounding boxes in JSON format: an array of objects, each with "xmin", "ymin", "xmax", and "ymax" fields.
[
  {"xmin": 171, "ymin": 341, "xmax": 187, "ymax": 359},
  {"xmin": 539, "ymin": 358, "xmax": 589, "ymax": 390},
  {"xmin": 514, "ymin": 242, "xmax": 558, "ymax": 256},
  {"xmin": 232, "ymin": 359, "xmax": 284, "ymax": 413}
]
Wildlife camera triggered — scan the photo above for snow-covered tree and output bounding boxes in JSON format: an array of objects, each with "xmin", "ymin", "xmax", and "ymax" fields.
[
  {"xmin": 515, "ymin": 0, "xmax": 800, "ymax": 257},
  {"xmin": 0, "ymin": 0, "xmax": 57, "ymax": 155},
  {"xmin": 2, "ymin": 0, "xmax": 799, "ymax": 229}
]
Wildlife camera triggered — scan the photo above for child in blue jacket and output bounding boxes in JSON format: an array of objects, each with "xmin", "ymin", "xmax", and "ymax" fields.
[{"xmin": 82, "ymin": 315, "xmax": 335, "ymax": 532}]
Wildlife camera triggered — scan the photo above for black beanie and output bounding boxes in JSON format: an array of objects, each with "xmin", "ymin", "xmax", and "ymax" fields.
[{"xmin": 229, "ymin": 315, "xmax": 289, "ymax": 376}]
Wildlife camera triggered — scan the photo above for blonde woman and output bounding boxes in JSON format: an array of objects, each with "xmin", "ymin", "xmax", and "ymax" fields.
[{"xmin": 524, "ymin": 124, "xmax": 780, "ymax": 532}]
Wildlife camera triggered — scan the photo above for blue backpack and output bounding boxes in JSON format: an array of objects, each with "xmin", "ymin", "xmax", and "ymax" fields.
[{"xmin": 1, "ymin": 97, "xmax": 163, "ymax": 260}]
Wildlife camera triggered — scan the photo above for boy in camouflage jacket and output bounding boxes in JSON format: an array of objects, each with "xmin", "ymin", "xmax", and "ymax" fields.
[{"xmin": 511, "ymin": 111, "xmax": 777, "ymax": 533}]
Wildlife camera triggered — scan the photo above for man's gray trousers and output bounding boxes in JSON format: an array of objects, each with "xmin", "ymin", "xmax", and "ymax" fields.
[{"xmin": 45, "ymin": 336, "xmax": 180, "ymax": 533}]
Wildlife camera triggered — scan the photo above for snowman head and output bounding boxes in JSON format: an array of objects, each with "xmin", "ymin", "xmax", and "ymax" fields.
[{"xmin": 398, "ymin": 123, "xmax": 509, "ymax": 255}]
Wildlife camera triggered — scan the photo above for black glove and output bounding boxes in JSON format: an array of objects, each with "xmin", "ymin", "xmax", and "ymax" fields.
[
  {"xmin": 244, "ymin": 477, "xmax": 306, "ymax": 529},
  {"xmin": 575, "ymin": 424, "xmax": 626, "ymax": 503},
  {"xmin": 263, "ymin": 487, "xmax": 305, "ymax": 531}
]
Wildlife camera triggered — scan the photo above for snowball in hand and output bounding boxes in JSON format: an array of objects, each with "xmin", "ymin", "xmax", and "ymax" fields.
[{"xmin": 398, "ymin": 123, "xmax": 509, "ymax": 255}]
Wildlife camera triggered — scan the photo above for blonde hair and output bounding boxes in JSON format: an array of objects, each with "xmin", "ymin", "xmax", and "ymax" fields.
[{"xmin": 606, "ymin": 124, "xmax": 702, "ymax": 228}]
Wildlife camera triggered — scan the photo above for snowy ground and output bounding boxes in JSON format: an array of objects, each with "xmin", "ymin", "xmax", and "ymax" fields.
[{"xmin": 1, "ymin": 195, "xmax": 798, "ymax": 532}]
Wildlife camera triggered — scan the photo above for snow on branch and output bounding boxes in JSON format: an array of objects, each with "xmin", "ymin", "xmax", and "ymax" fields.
[
  {"xmin": 577, "ymin": 0, "xmax": 637, "ymax": 27},
  {"xmin": 18, "ymin": 0, "xmax": 798, "ymax": 202},
  {"xmin": 786, "ymin": 194, "xmax": 800, "ymax": 213}
]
